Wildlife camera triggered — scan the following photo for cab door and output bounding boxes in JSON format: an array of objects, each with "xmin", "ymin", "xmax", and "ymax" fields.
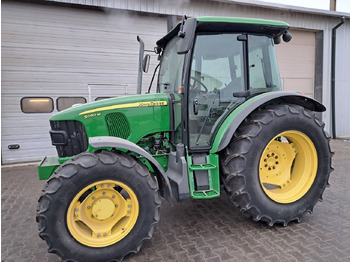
[{"xmin": 187, "ymin": 33, "xmax": 245, "ymax": 150}]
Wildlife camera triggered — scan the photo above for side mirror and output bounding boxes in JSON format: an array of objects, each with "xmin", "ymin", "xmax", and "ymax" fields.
[
  {"xmin": 282, "ymin": 31, "xmax": 292, "ymax": 42},
  {"xmin": 142, "ymin": 54, "xmax": 151, "ymax": 73}
]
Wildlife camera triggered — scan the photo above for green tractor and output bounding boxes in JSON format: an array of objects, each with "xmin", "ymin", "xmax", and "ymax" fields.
[{"xmin": 36, "ymin": 16, "xmax": 332, "ymax": 261}]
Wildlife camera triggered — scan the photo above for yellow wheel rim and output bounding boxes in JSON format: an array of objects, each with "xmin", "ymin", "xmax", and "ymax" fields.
[
  {"xmin": 67, "ymin": 180, "xmax": 139, "ymax": 247},
  {"xmin": 259, "ymin": 131, "xmax": 318, "ymax": 203}
]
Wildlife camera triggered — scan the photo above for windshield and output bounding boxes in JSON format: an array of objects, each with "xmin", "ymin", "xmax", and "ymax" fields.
[{"xmin": 158, "ymin": 37, "xmax": 185, "ymax": 93}]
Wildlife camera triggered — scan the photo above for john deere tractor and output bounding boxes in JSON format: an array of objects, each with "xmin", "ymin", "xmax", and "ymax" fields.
[{"xmin": 36, "ymin": 16, "xmax": 332, "ymax": 261}]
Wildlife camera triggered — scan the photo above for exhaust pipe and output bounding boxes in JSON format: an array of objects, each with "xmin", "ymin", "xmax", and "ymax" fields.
[{"xmin": 137, "ymin": 35, "xmax": 144, "ymax": 94}]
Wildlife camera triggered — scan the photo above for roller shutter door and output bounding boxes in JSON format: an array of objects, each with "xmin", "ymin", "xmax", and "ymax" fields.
[
  {"xmin": 275, "ymin": 30, "xmax": 316, "ymax": 97},
  {"xmin": 1, "ymin": 1, "xmax": 167, "ymax": 164}
]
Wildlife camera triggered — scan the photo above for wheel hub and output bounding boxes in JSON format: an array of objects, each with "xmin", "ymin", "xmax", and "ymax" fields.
[{"xmin": 92, "ymin": 198, "xmax": 115, "ymax": 220}]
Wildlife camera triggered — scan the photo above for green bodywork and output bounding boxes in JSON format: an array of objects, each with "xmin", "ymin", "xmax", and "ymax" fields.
[
  {"xmin": 51, "ymin": 93, "xmax": 170, "ymax": 144},
  {"xmin": 211, "ymin": 92, "xmax": 273, "ymax": 153},
  {"xmin": 196, "ymin": 16, "xmax": 289, "ymax": 27},
  {"xmin": 39, "ymin": 93, "xmax": 171, "ymax": 179},
  {"xmin": 38, "ymin": 156, "xmax": 60, "ymax": 180}
]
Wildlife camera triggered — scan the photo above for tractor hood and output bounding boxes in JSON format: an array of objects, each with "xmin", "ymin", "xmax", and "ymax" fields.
[
  {"xmin": 51, "ymin": 93, "xmax": 169, "ymax": 121},
  {"xmin": 50, "ymin": 93, "xmax": 170, "ymax": 144}
]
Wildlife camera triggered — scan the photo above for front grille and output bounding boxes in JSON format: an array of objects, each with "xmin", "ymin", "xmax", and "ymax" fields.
[
  {"xmin": 105, "ymin": 113, "xmax": 130, "ymax": 139},
  {"xmin": 50, "ymin": 120, "xmax": 88, "ymax": 157}
]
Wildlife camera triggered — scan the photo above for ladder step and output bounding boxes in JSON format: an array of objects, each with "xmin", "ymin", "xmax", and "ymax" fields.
[
  {"xmin": 189, "ymin": 163, "xmax": 216, "ymax": 171},
  {"xmin": 187, "ymin": 153, "xmax": 220, "ymax": 199}
]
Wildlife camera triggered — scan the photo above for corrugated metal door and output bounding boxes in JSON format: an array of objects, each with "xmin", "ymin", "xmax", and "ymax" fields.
[
  {"xmin": 275, "ymin": 30, "xmax": 316, "ymax": 97},
  {"xmin": 1, "ymin": 1, "xmax": 167, "ymax": 164}
]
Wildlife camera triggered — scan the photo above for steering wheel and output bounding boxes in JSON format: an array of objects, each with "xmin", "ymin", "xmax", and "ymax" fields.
[{"xmin": 190, "ymin": 76, "xmax": 208, "ymax": 93}]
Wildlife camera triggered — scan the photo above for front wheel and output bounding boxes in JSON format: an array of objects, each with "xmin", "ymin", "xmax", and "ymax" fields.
[
  {"xmin": 220, "ymin": 104, "xmax": 333, "ymax": 226},
  {"xmin": 36, "ymin": 150, "xmax": 160, "ymax": 262}
]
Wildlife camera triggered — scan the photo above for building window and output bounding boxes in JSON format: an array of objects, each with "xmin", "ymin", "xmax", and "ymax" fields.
[
  {"xmin": 21, "ymin": 97, "xmax": 54, "ymax": 113},
  {"xmin": 57, "ymin": 97, "xmax": 86, "ymax": 111},
  {"xmin": 95, "ymin": 97, "xmax": 112, "ymax": 101}
]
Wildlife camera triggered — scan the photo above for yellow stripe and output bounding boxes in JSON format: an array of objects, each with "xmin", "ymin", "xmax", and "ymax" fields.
[{"xmin": 79, "ymin": 101, "xmax": 168, "ymax": 115}]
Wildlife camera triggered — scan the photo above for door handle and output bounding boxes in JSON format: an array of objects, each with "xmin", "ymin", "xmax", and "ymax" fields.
[{"xmin": 193, "ymin": 98, "xmax": 199, "ymax": 115}]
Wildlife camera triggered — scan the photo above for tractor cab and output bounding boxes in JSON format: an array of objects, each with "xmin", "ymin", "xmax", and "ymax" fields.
[{"xmin": 155, "ymin": 17, "xmax": 289, "ymax": 151}]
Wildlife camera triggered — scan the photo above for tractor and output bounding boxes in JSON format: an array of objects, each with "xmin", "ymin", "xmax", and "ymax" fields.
[{"xmin": 36, "ymin": 16, "xmax": 332, "ymax": 262}]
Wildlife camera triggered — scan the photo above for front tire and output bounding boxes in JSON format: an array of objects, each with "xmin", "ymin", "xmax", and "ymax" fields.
[
  {"xmin": 220, "ymin": 104, "xmax": 333, "ymax": 226},
  {"xmin": 36, "ymin": 150, "xmax": 160, "ymax": 262}
]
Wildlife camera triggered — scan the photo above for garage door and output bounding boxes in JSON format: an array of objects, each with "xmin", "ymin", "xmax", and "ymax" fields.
[
  {"xmin": 1, "ymin": 1, "xmax": 167, "ymax": 164},
  {"xmin": 275, "ymin": 30, "xmax": 316, "ymax": 97}
]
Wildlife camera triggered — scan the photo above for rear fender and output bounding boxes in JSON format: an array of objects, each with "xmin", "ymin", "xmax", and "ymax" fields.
[
  {"xmin": 210, "ymin": 91, "xmax": 325, "ymax": 153},
  {"xmin": 89, "ymin": 136, "xmax": 173, "ymax": 205}
]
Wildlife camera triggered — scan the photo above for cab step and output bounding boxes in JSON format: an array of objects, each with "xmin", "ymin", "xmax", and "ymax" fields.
[{"xmin": 187, "ymin": 153, "xmax": 220, "ymax": 199}]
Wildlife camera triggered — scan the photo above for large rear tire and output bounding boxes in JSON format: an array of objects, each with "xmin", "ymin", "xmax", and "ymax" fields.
[
  {"xmin": 220, "ymin": 104, "xmax": 333, "ymax": 226},
  {"xmin": 36, "ymin": 150, "xmax": 160, "ymax": 262}
]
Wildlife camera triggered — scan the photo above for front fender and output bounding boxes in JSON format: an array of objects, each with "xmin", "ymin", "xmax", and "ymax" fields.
[
  {"xmin": 210, "ymin": 91, "xmax": 325, "ymax": 153},
  {"xmin": 89, "ymin": 136, "xmax": 173, "ymax": 205}
]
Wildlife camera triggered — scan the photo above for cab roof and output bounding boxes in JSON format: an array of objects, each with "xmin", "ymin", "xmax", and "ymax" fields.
[{"xmin": 156, "ymin": 16, "xmax": 289, "ymax": 48}]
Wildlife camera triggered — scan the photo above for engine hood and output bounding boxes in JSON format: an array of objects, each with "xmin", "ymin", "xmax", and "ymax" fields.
[
  {"xmin": 50, "ymin": 93, "xmax": 169, "ymax": 121},
  {"xmin": 50, "ymin": 93, "xmax": 171, "ymax": 144}
]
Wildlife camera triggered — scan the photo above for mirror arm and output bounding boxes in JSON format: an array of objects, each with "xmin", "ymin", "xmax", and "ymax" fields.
[{"xmin": 147, "ymin": 63, "xmax": 160, "ymax": 94}]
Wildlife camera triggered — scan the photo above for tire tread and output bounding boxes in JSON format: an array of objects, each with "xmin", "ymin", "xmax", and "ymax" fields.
[
  {"xmin": 220, "ymin": 104, "xmax": 333, "ymax": 226},
  {"xmin": 36, "ymin": 150, "xmax": 160, "ymax": 262}
]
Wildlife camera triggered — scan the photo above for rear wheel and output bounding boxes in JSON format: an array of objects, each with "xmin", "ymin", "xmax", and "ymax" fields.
[
  {"xmin": 220, "ymin": 104, "xmax": 333, "ymax": 226},
  {"xmin": 36, "ymin": 150, "xmax": 160, "ymax": 262}
]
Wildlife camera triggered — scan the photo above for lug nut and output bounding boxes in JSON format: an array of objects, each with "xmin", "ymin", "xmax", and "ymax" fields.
[
  {"xmin": 107, "ymin": 185, "xmax": 111, "ymax": 188},
  {"xmin": 127, "ymin": 210, "xmax": 130, "ymax": 214},
  {"xmin": 97, "ymin": 233, "xmax": 100, "ymax": 237},
  {"xmin": 75, "ymin": 214, "xmax": 78, "ymax": 217},
  {"xmin": 104, "ymin": 233, "xmax": 107, "ymax": 236},
  {"xmin": 264, "ymin": 159, "xmax": 267, "ymax": 162},
  {"xmin": 103, "ymin": 192, "xmax": 106, "ymax": 195},
  {"xmin": 87, "ymin": 206, "xmax": 91, "ymax": 209},
  {"xmin": 275, "ymin": 156, "xmax": 278, "ymax": 159},
  {"xmin": 268, "ymin": 167, "xmax": 271, "ymax": 171},
  {"xmin": 272, "ymin": 153, "xmax": 275, "ymax": 156},
  {"xmin": 75, "ymin": 208, "xmax": 79, "ymax": 211},
  {"xmin": 112, "ymin": 195, "xmax": 115, "ymax": 198},
  {"xmin": 276, "ymin": 161, "xmax": 279, "ymax": 165},
  {"xmin": 92, "ymin": 196, "xmax": 95, "ymax": 200},
  {"xmin": 91, "ymin": 215, "xmax": 94, "ymax": 218},
  {"xmin": 128, "ymin": 204, "xmax": 131, "ymax": 208},
  {"xmin": 273, "ymin": 166, "xmax": 276, "ymax": 169},
  {"xmin": 267, "ymin": 154, "xmax": 270, "ymax": 157},
  {"xmin": 265, "ymin": 164, "xmax": 268, "ymax": 167},
  {"xmin": 101, "ymin": 185, "xmax": 104, "ymax": 188},
  {"xmin": 115, "ymin": 204, "xmax": 118, "ymax": 207}
]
